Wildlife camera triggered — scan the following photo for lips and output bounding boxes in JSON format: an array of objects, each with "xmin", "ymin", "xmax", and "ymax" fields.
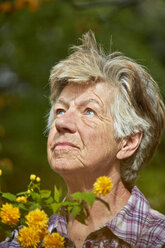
[{"xmin": 53, "ymin": 142, "xmax": 78, "ymax": 151}]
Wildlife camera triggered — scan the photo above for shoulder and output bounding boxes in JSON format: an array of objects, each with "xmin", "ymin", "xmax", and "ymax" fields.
[
  {"xmin": 147, "ymin": 208, "xmax": 165, "ymax": 236},
  {"xmin": 149, "ymin": 208, "xmax": 165, "ymax": 223},
  {"xmin": 130, "ymin": 187, "xmax": 165, "ymax": 246},
  {"xmin": 140, "ymin": 197, "xmax": 165, "ymax": 246}
]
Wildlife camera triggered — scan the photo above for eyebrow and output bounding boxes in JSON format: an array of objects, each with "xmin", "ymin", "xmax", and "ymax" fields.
[
  {"xmin": 56, "ymin": 98, "xmax": 102, "ymax": 108},
  {"xmin": 55, "ymin": 98, "xmax": 69, "ymax": 107},
  {"xmin": 78, "ymin": 98, "xmax": 102, "ymax": 108}
]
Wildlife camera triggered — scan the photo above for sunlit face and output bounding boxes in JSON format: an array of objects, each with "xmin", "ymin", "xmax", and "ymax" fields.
[{"xmin": 47, "ymin": 82, "xmax": 120, "ymax": 177}]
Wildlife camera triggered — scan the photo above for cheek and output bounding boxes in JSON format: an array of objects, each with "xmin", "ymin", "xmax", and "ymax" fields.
[
  {"xmin": 47, "ymin": 134, "xmax": 52, "ymax": 150},
  {"xmin": 47, "ymin": 139, "xmax": 52, "ymax": 165},
  {"xmin": 82, "ymin": 122, "xmax": 112, "ymax": 153},
  {"xmin": 47, "ymin": 127, "xmax": 55, "ymax": 154},
  {"xmin": 91, "ymin": 122, "xmax": 117, "ymax": 159}
]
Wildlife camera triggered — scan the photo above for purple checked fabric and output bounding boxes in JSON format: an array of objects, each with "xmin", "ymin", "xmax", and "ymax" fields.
[{"xmin": 1, "ymin": 186, "xmax": 165, "ymax": 248}]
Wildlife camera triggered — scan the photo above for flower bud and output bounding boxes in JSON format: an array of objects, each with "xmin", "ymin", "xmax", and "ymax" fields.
[
  {"xmin": 36, "ymin": 177, "xmax": 40, "ymax": 182},
  {"xmin": 30, "ymin": 174, "xmax": 36, "ymax": 181}
]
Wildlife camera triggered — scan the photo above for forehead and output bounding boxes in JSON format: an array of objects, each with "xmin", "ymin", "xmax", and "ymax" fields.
[{"xmin": 56, "ymin": 82, "xmax": 116, "ymax": 106}]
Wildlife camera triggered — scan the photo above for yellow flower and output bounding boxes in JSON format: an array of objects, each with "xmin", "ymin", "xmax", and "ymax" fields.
[
  {"xmin": 25, "ymin": 208, "xmax": 48, "ymax": 231},
  {"xmin": 17, "ymin": 226, "xmax": 40, "ymax": 248},
  {"xmin": 0, "ymin": 169, "xmax": 2, "ymax": 176},
  {"xmin": 27, "ymin": 189, "xmax": 31, "ymax": 194},
  {"xmin": 93, "ymin": 176, "xmax": 113, "ymax": 196},
  {"xmin": 36, "ymin": 176, "xmax": 40, "ymax": 182},
  {"xmin": 43, "ymin": 232, "xmax": 64, "ymax": 248},
  {"xmin": 30, "ymin": 174, "xmax": 36, "ymax": 181},
  {"xmin": 0, "ymin": 203, "xmax": 20, "ymax": 225},
  {"xmin": 16, "ymin": 196, "xmax": 27, "ymax": 203}
]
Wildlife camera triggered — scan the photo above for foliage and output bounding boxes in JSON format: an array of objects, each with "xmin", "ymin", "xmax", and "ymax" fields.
[{"xmin": 0, "ymin": 174, "xmax": 111, "ymax": 242}]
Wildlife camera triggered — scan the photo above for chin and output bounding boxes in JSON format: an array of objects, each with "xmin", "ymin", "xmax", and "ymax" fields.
[{"xmin": 50, "ymin": 160, "xmax": 81, "ymax": 175}]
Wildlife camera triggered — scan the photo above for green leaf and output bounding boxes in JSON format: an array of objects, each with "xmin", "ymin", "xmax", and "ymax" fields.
[
  {"xmin": 71, "ymin": 205, "xmax": 81, "ymax": 218},
  {"xmin": 61, "ymin": 201, "xmax": 76, "ymax": 207},
  {"xmin": 40, "ymin": 190, "xmax": 51, "ymax": 199},
  {"xmin": 54, "ymin": 186, "xmax": 61, "ymax": 203},
  {"xmin": 4, "ymin": 229, "xmax": 13, "ymax": 239},
  {"xmin": 17, "ymin": 203, "xmax": 28, "ymax": 211},
  {"xmin": 44, "ymin": 196, "xmax": 54, "ymax": 204},
  {"xmin": 75, "ymin": 208, "xmax": 88, "ymax": 225},
  {"xmin": 67, "ymin": 206, "xmax": 73, "ymax": 212},
  {"xmin": 71, "ymin": 192, "xmax": 96, "ymax": 208},
  {"xmin": 16, "ymin": 191, "xmax": 28, "ymax": 196},
  {"xmin": 29, "ymin": 202, "xmax": 41, "ymax": 211},
  {"xmin": 51, "ymin": 203, "xmax": 61, "ymax": 213},
  {"xmin": 31, "ymin": 192, "xmax": 41, "ymax": 202},
  {"xmin": 2, "ymin": 192, "xmax": 16, "ymax": 202}
]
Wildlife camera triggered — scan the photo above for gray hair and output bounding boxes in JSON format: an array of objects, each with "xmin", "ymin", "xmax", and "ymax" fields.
[{"xmin": 48, "ymin": 31, "xmax": 165, "ymax": 189}]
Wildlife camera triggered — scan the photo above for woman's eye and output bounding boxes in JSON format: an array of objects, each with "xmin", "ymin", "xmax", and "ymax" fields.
[
  {"xmin": 56, "ymin": 109, "xmax": 65, "ymax": 115},
  {"xmin": 85, "ymin": 108, "xmax": 95, "ymax": 115}
]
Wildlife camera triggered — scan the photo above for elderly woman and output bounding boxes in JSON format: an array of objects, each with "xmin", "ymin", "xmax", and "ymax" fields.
[
  {"xmin": 1, "ymin": 31, "xmax": 165, "ymax": 248},
  {"xmin": 46, "ymin": 32, "xmax": 165, "ymax": 247}
]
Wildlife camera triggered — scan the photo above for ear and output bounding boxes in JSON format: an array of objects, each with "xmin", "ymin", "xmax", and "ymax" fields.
[{"xmin": 117, "ymin": 132, "xmax": 143, "ymax": 160}]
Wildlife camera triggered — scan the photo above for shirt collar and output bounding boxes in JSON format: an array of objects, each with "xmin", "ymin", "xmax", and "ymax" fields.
[
  {"xmin": 48, "ymin": 186, "xmax": 150, "ymax": 246},
  {"xmin": 106, "ymin": 186, "xmax": 150, "ymax": 246}
]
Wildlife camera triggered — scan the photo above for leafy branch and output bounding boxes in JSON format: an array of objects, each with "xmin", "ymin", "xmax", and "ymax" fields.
[{"xmin": 0, "ymin": 174, "xmax": 111, "ymax": 237}]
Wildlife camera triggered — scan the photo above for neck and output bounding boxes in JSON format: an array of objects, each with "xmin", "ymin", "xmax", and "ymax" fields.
[
  {"xmin": 66, "ymin": 170, "xmax": 131, "ymax": 248},
  {"xmin": 62, "ymin": 164, "xmax": 131, "ymax": 226},
  {"xmin": 69, "ymin": 177, "xmax": 130, "ymax": 220},
  {"xmin": 63, "ymin": 162, "xmax": 126, "ymax": 194}
]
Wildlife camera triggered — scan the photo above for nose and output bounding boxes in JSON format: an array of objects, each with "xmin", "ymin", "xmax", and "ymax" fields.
[{"xmin": 55, "ymin": 109, "xmax": 77, "ymax": 133}]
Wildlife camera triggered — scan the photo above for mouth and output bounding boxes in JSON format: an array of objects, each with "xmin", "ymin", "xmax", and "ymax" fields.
[{"xmin": 53, "ymin": 142, "xmax": 78, "ymax": 151}]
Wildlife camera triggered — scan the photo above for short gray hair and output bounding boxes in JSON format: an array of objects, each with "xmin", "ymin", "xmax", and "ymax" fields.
[{"xmin": 48, "ymin": 31, "xmax": 165, "ymax": 189}]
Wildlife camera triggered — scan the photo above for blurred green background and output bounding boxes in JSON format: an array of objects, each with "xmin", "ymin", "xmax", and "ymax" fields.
[{"xmin": 0, "ymin": 0, "xmax": 165, "ymax": 213}]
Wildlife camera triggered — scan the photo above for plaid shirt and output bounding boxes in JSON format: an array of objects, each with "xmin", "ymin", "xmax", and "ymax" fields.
[{"xmin": 1, "ymin": 186, "xmax": 165, "ymax": 248}]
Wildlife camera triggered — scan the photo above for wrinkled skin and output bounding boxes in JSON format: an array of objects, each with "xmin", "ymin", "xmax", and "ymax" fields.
[{"xmin": 47, "ymin": 82, "xmax": 121, "ymax": 187}]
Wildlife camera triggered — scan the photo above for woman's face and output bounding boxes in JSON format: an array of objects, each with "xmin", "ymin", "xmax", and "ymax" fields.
[{"xmin": 47, "ymin": 82, "xmax": 120, "ymax": 177}]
